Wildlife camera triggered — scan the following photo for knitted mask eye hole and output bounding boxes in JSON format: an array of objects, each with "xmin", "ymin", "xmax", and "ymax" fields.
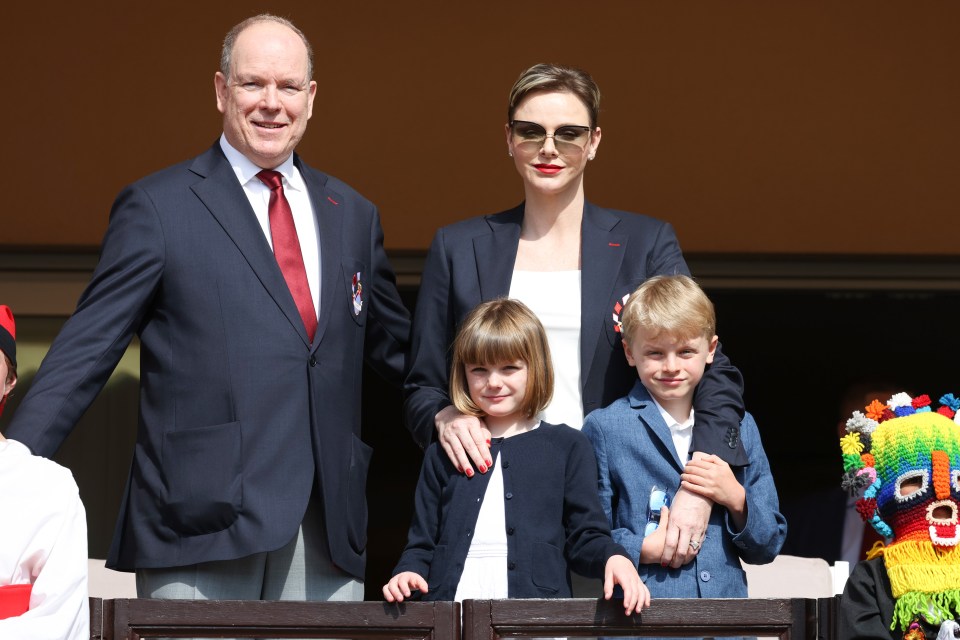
[
  {"xmin": 895, "ymin": 471, "xmax": 929, "ymax": 501},
  {"xmin": 953, "ymin": 470, "xmax": 960, "ymax": 494}
]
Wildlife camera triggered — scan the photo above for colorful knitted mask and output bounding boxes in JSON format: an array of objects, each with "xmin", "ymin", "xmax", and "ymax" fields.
[{"xmin": 841, "ymin": 392, "xmax": 960, "ymax": 633}]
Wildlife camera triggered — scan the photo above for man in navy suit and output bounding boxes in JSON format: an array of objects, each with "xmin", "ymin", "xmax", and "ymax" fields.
[{"xmin": 4, "ymin": 14, "xmax": 412, "ymax": 601}]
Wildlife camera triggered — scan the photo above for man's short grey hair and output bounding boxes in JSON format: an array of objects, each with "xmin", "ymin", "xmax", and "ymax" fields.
[{"xmin": 220, "ymin": 14, "xmax": 314, "ymax": 81}]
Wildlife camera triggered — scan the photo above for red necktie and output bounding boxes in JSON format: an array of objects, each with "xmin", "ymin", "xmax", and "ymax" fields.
[{"xmin": 257, "ymin": 170, "xmax": 317, "ymax": 341}]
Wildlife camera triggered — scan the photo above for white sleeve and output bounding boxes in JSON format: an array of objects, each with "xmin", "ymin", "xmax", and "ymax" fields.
[{"xmin": 0, "ymin": 478, "xmax": 89, "ymax": 640}]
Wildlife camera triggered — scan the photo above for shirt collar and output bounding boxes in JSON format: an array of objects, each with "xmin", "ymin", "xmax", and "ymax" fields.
[
  {"xmin": 651, "ymin": 397, "xmax": 695, "ymax": 433},
  {"xmin": 218, "ymin": 134, "xmax": 303, "ymax": 193}
]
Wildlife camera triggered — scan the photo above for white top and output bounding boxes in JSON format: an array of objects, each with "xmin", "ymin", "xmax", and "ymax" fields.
[
  {"xmin": 0, "ymin": 439, "xmax": 89, "ymax": 640},
  {"xmin": 509, "ymin": 270, "xmax": 583, "ymax": 428},
  {"xmin": 220, "ymin": 134, "xmax": 321, "ymax": 316},
  {"xmin": 652, "ymin": 398, "xmax": 695, "ymax": 465},
  {"xmin": 454, "ymin": 423, "xmax": 542, "ymax": 601},
  {"xmin": 453, "ymin": 456, "xmax": 509, "ymax": 601}
]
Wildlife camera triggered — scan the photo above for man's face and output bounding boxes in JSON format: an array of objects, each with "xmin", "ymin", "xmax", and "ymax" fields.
[{"xmin": 214, "ymin": 21, "xmax": 317, "ymax": 169}]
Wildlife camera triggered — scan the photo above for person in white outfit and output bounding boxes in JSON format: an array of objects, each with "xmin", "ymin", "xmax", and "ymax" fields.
[{"xmin": 0, "ymin": 304, "xmax": 89, "ymax": 640}]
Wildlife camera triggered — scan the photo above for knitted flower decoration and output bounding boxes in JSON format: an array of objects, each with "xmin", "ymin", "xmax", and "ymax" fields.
[{"xmin": 840, "ymin": 392, "xmax": 960, "ymax": 632}]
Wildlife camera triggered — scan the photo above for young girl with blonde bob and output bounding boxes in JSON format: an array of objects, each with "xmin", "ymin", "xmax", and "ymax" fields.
[{"xmin": 384, "ymin": 299, "xmax": 648, "ymax": 613}]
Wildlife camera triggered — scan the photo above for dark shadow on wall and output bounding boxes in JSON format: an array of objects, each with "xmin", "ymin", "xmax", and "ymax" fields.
[{"xmin": 710, "ymin": 288, "xmax": 960, "ymax": 561}]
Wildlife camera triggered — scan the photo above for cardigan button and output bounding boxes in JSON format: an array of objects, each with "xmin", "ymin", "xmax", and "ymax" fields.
[
  {"xmin": 508, "ymin": 562, "xmax": 516, "ymax": 570},
  {"xmin": 699, "ymin": 570, "xmax": 712, "ymax": 582},
  {"xmin": 505, "ymin": 492, "xmax": 513, "ymax": 500},
  {"xmin": 502, "ymin": 460, "xmax": 510, "ymax": 468},
  {"xmin": 507, "ymin": 527, "xmax": 515, "ymax": 535}
]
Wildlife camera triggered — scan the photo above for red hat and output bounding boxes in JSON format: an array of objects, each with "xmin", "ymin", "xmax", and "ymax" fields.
[{"xmin": 0, "ymin": 305, "xmax": 13, "ymax": 369}]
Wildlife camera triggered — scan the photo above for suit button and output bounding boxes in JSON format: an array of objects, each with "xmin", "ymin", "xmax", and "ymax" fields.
[
  {"xmin": 700, "ymin": 570, "xmax": 712, "ymax": 582},
  {"xmin": 502, "ymin": 460, "xmax": 510, "ymax": 468},
  {"xmin": 505, "ymin": 492, "xmax": 513, "ymax": 500},
  {"xmin": 507, "ymin": 527, "xmax": 515, "ymax": 535},
  {"xmin": 508, "ymin": 562, "xmax": 516, "ymax": 570},
  {"xmin": 309, "ymin": 356, "xmax": 318, "ymax": 367}
]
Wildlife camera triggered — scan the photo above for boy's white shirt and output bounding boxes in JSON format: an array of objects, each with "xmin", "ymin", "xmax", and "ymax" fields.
[
  {"xmin": 650, "ymin": 397, "xmax": 695, "ymax": 466},
  {"xmin": 0, "ymin": 439, "xmax": 89, "ymax": 640}
]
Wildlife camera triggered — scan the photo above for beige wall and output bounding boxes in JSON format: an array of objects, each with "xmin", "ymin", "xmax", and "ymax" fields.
[{"xmin": 4, "ymin": 1, "xmax": 958, "ymax": 254}]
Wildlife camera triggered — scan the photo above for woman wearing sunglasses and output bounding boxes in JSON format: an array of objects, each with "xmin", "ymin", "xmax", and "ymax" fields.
[{"xmin": 404, "ymin": 63, "xmax": 747, "ymax": 570}]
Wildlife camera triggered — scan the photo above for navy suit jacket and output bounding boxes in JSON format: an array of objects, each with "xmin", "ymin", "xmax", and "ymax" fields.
[
  {"xmin": 5, "ymin": 142, "xmax": 411, "ymax": 578},
  {"xmin": 393, "ymin": 422, "xmax": 627, "ymax": 600},
  {"xmin": 403, "ymin": 202, "xmax": 747, "ymax": 464}
]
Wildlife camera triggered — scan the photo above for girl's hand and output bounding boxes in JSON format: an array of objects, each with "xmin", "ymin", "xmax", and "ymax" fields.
[
  {"xmin": 603, "ymin": 554, "xmax": 650, "ymax": 615},
  {"xmin": 382, "ymin": 571, "xmax": 428, "ymax": 603},
  {"xmin": 435, "ymin": 405, "xmax": 492, "ymax": 476}
]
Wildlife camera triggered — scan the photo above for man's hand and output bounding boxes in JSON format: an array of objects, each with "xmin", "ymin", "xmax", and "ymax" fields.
[
  {"xmin": 661, "ymin": 479, "xmax": 712, "ymax": 568},
  {"xmin": 603, "ymin": 555, "xmax": 650, "ymax": 615},
  {"xmin": 383, "ymin": 571, "xmax": 428, "ymax": 602},
  {"xmin": 435, "ymin": 405, "xmax": 492, "ymax": 476}
]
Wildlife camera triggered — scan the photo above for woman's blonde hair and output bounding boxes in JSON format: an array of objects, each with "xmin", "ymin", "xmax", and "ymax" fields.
[
  {"xmin": 508, "ymin": 63, "xmax": 601, "ymax": 128},
  {"xmin": 450, "ymin": 299, "xmax": 554, "ymax": 419},
  {"xmin": 620, "ymin": 275, "xmax": 716, "ymax": 345}
]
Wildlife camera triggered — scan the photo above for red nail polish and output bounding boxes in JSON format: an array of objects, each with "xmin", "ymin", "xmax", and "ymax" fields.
[
  {"xmin": 457, "ymin": 465, "xmax": 463, "ymax": 474},
  {"xmin": 486, "ymin": 439, "xmax": 491, "ymax": 446},
  {"xmin": 478, "ymin": 464, "xmax": 487, "ymax": 473},
  {"xmin": 466, "ymin": 468, "xmax": 474, "ymax": 478},
  {"xmin": 485, "ymin": 459, "xmax": 492, "ymax": 467}
]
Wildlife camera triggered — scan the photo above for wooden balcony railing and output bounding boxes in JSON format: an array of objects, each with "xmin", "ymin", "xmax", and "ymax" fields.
[{"xmin": 86, "ymin": 596, "xmax": 838, "ymax": 640}]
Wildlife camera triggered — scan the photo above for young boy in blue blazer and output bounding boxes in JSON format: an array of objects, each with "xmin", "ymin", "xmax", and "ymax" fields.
[{"xmin": 582, "ymin": 275, "xmax": 786, "ymax": 597}]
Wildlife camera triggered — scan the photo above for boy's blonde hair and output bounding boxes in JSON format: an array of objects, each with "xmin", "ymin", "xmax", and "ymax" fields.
[
  {"xmin": 450, "ymin": 299, "xmax": 554, "ymax": 419},
  {"xmin": 621, "ymin": 275, "xmax": 716, "ymax": 344}
]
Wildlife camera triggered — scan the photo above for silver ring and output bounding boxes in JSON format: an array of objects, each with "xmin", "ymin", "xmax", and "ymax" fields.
[{"xmin": 689, "ymin": 540, "xmax": 701, "ymax": 551}]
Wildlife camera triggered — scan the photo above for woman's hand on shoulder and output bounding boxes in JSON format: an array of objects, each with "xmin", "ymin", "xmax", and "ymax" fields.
[
  {"xmin": 383, "ymin": 572, "xmax": 428, "ymax": 602},
  {"xmin": 435, "ymin": 405, "xmax": 492, "ymax": 476},
  {"xmin": 604, "ymin": 554, "xmax": 649, "ymax": 615}
]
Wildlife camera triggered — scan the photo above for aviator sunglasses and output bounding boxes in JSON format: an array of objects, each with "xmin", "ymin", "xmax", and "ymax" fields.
[{"xmin": 509, "ymin": 120, "xmax": 594, "ymax": 156}]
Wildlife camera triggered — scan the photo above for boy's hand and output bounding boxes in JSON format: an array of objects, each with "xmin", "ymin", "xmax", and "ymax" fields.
[
  {"xmin": 639, "ymin": 506, "xmax": 670, "ymax": 564},
  {"xmin": 383, "ymin": 571, "xmax": 428, "ymax": 603},
  {"xmin": 603, "ymin": 555, "xmax": 650, "ymax": 615},
  {"xmin": 435, "ymin": 405, "xmax": 492, "ymax": 477},
  {"xmin": 681, "ymin": 453, "xmax": 745, "ymax": 512},
  {"xmin": 661, "ymin": 488, "xmax": 710, "ymax": 568}
]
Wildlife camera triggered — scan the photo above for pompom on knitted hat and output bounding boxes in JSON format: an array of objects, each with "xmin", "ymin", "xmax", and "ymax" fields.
[{"xmin": 841, "ymin": 392, "xmax": 960, "ymax": 634}]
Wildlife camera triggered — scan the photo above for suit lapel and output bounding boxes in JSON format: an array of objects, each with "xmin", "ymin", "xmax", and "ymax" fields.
[
  {"xmin": 630, "ymin": 384, "xmax": 685, "ymax": 472},
  {"xmin": 580, "ymin": 202, "xmax": 627, "ymax": 389},
  {"xmin": 297, "ymin": 157, "xmax": 341, "ymax": 350},
  {"xmin": 190, "ymin": 144, "xmax": 310, "ymax": 345},
  {"xmin": 473, "ymin": 205, "xmax": 523, "ymax": 300}
]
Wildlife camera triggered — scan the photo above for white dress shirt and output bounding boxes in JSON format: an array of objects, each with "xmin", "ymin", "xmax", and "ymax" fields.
[
  {"xmin": 219, "ymin": 135, "xmax": 321, "ymax": 316},
  {"xmin": 652, "ymin": 398, "xmax": 696, "ymax": 465}
]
